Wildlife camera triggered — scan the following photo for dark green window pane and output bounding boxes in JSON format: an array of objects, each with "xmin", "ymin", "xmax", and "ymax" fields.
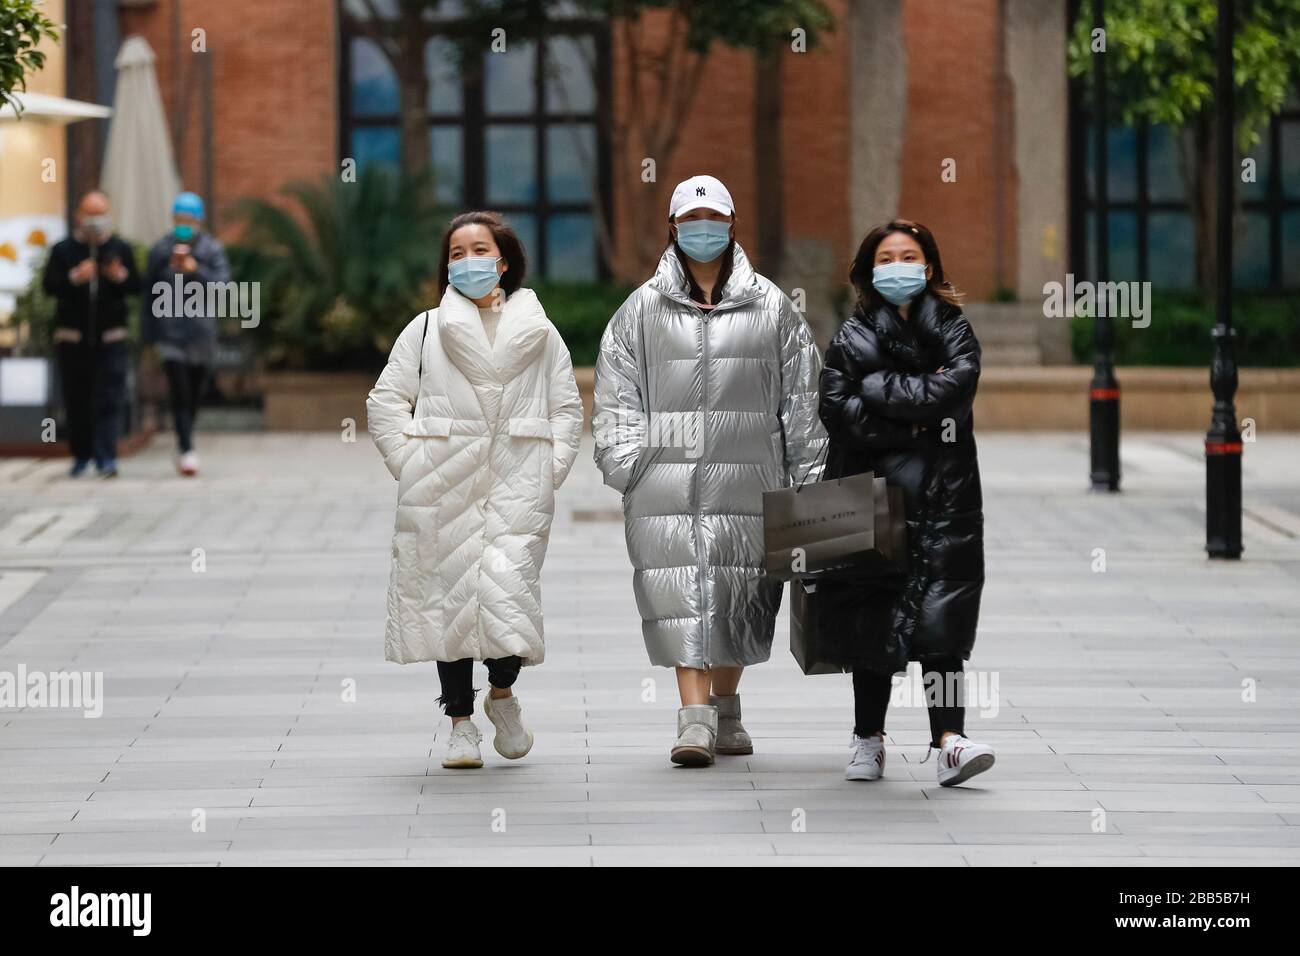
[
  {"xmin": 505, "ymin": 213, "xmax": 538, "ymax": 269},
  {"xmin": 545, "ymin": 35, "xmax": 596, "ymax": 115},
  {"xmin": 1233, "ymin": 213, "xmax": 1271, "ymax": 289},
  {"xmin": 546, "ymin": 214, "xmax": 596, "ymax": 280},
  {"xmin": 1147, "ymin": 211, "xmax": 1195, "ymax": 289},
  {"xmin": 425, "ymin": 37, "xmax": 463, "ymax": 115},
  {"xmin": 485, "ymin": 41, "xmax": 536, "ymax": 116},
  {"xmin": 546, "ymin": 125, "xmax": 595, "ymax": 202},
  {"xmin": 1147, "ymin": 124, "xmax": 1187, "ymax": 203},
  {"xmin": 351, "ymin": 38, "xmax": 398, "ymax": 116},
  {"xmin": 1086, "ymin": 211, "xmax": 1139, "ymax": 281},
  {"xmin": 1282, "ymin": 210, "xmax": 1300, "ymax": 287},
  {"xmin": 1084, "ymin": 126, "xmax": 1138, "ymax": 202},
  {"xmin": 1239, "ymin": 141, "xmax": 1270, "ymax": 201},
  {"xmin": 1282, "ymin": 121, "xmax": 1300, "ymax": 200},
  {"xmin": 486, "ymin": 126, "xmax": 537, "ymax": 203},
  {"xmin": 353, "ymin": 127, "xmax": 400, "ymax": 169},
  {"xmin": 429, "ymin": 126, "xmax": 463, "ymax": 205}
]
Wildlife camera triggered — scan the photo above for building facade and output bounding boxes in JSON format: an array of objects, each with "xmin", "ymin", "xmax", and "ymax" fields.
[{"xmin": 57, "ymin": 0, "xmax": 1298, "ymax": 347}]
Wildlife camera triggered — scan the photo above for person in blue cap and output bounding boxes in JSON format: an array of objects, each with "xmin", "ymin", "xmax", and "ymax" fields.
[{"xmin": 142, "ymin": 191, "xmax": 231, "ymax": 476}]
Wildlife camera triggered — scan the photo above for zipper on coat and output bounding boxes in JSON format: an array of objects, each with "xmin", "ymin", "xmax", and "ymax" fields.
[
  {"xmin": 696, "ymin": 308, "xmax": 710, "ymax": 667},
  {"xmin": 653, "ymin": 283, "xmax": 763, "ymax": 669}
]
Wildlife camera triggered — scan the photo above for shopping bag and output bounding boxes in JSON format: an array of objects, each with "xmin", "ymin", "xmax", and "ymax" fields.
[
  {"xmin": 763, "ymin": 471, "xmax": 907, "ymax": 580},
  {"xmin": 790, "ymin": 577, "xmax": 905, "ymax": 676}
]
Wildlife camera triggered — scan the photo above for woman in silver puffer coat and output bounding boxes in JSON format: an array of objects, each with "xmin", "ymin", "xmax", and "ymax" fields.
[{"xmin": 593, "ymin": 175, "xmax": 826, "ymax": 767}]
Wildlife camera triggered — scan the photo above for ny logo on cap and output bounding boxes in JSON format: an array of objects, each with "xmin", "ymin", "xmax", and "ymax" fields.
[{"xmin": 695, "ymin": 186, "xmax": 706, "ymax": 196}]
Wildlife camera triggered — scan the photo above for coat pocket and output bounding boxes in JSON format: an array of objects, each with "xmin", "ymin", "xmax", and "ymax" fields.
[
  {"xmin": 506, "ymin": 417, "xmax": 554, "ymax": 507},
  {"xmin": 403, "ymin": 416, "xmax": 453, "ymax": 438},
  {"xmin": 397, "ymin": 417, "xmax": 454, "ymax": 497}
]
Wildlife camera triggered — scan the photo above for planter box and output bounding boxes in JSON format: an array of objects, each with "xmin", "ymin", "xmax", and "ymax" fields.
[
  {"xmin": 972, "ymin": 366, "xmax": 1300, "ymax": 431},
  {"xmin": 263, "ymin": 371, "xmax": 376, "ymax": 432},
  {"xmin": 572, "ymin": 365, "xmax": 1300, "ymax": 433},
  {"xmin": 265, "ymin": 365, "xmax": 1300, "ymax": 435}
]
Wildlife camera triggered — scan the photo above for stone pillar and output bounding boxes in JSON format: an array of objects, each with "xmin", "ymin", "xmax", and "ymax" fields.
[
  {"xmin": 1006, "ymin": 0, "xmax": 1072, "ymax": 364},
  {"xmin": 782, "ymin": 0, "xmax": 910, "ymax": 350},
  {"xmin": 847, "ymin": 0, "xmax": 907, "ymax": 242}
]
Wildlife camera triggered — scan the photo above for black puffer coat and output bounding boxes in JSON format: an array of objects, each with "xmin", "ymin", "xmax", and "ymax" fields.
[{"xmin": 817, "ymin": 293, "xmax": 984, "ymax": 671}]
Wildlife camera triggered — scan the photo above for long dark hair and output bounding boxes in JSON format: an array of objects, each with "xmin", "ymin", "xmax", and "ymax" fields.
[
  {"xmin": 438, "ymin": 211, "xmax": 527, "ymax": 296},
  {"xmin": 848, "ymin": 218, "xmax": 963, "ymax": 313},
  {"xmin": 666, "ymin": 220, "xmax": 735, "ymax": 306}
]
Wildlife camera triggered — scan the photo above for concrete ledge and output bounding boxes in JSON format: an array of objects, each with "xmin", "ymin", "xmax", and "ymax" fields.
[
  {"xmin": 577, "ymin": 366, "xmax": 1300, "ymax": 433},
  {"xmin": 976, "ymin": 366, "xmax": 1300, "ymax": 430},
  {"xmin": 264, "ymin": 371, "xmax": 374, "ymax": 432},
  {"xmin": 267, "ymin": 366, "xmax": 1300, "ymax": 433}
]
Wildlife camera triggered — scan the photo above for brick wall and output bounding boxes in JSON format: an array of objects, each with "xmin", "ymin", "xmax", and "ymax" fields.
[
  {"xmin": 120, "ymin": 0, "xmax": 1011, "ymax": 299},
  {"xmin": 898, "ymin": 0, "xmax": 1018, "ymax": 300},
  {"xmin": 119, "ymin": 0, "xmax": 338, "ymax": 236},
  {"xmin": 607, "ymin": 2, "xmax": 852, "ymax": 285}
]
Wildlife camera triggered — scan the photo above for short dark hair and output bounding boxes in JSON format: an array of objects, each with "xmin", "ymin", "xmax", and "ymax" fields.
[
  {"xmin": 848, "ymin": 218, "xmax": 963, "ymax": 312},
  {"xmin": 438, "ymin": 210, "xmax": 527, "ymax": 297}
]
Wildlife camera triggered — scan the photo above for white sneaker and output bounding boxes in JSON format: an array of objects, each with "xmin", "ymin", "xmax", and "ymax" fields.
[
  {"xmin": 936, "ymin": 733, "xmax": 995, "ymax": 787},
  {"xmin": 846, "ymin": 733, "xmax": 886, "ymax": 781},
  {"xmin": 177, "ymin": 451, "xmax": 199, "ymax": 476},
  {"xmin": 442, "ymin": 720, "xmax": 483, "ymax": 769},
  {"xmin": 482, "ymin": 692, "xmax": 534, "ymax": 759}
]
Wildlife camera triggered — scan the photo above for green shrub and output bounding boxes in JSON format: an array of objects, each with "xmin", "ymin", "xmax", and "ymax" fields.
[
  {"xmin": 228, "ymin": 164, "xmax": 632, "ymax": 370},
  {"xmin": 1069, "ymin": 291, "xmax": 1300, "ymax": 366},
  {"xmin": 529, "ymin": 280, "xmax": 634, "ymax": 366},
  {"xmin": 230, "ymin": 167, "xmax": 442, "ymax": 371},
  {"xmin": 9, "ymin": 256, "xmax": 56, "ymax": 356}
]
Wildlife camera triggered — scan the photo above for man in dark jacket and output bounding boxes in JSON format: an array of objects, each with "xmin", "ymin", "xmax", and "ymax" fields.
[
  {"xmin": 142, "ymin": 191, "xmax": 230, "ymax": 477},
  {"xmin": 42, "ymin": 190, "xmax": 141, "ymax": 478}
]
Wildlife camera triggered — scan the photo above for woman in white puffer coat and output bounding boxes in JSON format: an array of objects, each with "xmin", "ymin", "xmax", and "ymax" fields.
[{"xmin": 367, "ymin": 211, "xmax": 583, "ymax": 770}]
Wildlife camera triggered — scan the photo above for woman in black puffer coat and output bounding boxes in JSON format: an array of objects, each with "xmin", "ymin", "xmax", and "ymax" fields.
[{"xmin": 818, "ymin": 219, "xmax": 994, "ymax": 788}]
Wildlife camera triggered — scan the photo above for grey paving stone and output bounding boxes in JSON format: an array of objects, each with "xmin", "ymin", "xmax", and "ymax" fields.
[{"xmin": 1, "ymin": 431, "xmax": 1298, "ymax": 865}]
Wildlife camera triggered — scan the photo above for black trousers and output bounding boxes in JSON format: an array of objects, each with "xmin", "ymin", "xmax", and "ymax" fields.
[
  {"xmin": 436, "ymin": 657, "xmax": 522, "ymax": 718},
  {"xmin": 56, "ymin": 340, "xmax": 127, "ymax": 466},
  {"xmin": 162, "ymin": 360, "xmax": 210, "ymax": 453},
  {"xmin": 853, "ymin": 656, "xmax": 965, "ymax": 749}
]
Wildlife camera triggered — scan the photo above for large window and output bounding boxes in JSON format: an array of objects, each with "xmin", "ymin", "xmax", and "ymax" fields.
[
  {"xmin": 339, "ymin": 2, "xmax": 610, "ymax": 280},
  {"xmin": 1069, "ymin": 87, "xmax": 1300, "ymax": 291}
]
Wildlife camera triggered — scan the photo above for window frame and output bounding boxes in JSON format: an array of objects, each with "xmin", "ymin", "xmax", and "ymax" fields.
[
  {"xmin": 337, "ymin": 10, "xmax": 612, "ymax": 281},
  {"xmin": 1066, "ymin": 23, "xmax": 1300, "ymax": 291}
]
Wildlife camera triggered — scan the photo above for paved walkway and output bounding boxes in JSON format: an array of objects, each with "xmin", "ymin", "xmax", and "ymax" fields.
[{"xmin": 1, "ymin": 430, "xmax": 1298, "ymax": 866}]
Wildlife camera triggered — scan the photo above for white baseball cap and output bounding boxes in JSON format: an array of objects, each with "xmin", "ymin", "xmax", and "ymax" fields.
[{"xmin": 669, "ymin": 175, "xmax": 734, "ymax": 219}]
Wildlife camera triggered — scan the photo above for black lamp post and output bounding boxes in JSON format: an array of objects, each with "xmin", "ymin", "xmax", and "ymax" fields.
[
  {"xmin": 1206, "ymin": 0, "xmax": 1243, "ymax": 559},
  {"xmin": 1089, "ymin": 0, "xmax": 1121, "ymax": 492}
]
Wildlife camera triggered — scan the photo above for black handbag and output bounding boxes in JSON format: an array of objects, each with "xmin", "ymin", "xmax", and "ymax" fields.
[{"xmin": 790, "ymin": 575, "xmax": 906, "ymax": 676}]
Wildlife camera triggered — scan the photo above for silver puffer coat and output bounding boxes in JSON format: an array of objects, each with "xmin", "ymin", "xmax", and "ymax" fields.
[{"xmin": 592, "ymin": 244, "xmax": 826, "ymax": 669}]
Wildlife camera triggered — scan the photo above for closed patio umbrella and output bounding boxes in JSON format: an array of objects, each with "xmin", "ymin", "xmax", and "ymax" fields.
[{"xmin": 99, "ymin": 36, "xmax": 180, "ymax": 244}]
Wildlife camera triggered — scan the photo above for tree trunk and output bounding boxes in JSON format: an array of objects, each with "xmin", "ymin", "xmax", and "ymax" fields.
[
  {"xmin": 754, "ymin": 49, "xmax": 785, "ymax": 281},
  {"xmin": 397, "ymin": 37, "xmax": 431, "ymax": 176},
  {"xmin": 1180, "ymin": 111, "xmax": 1240, "ymax": 302}
]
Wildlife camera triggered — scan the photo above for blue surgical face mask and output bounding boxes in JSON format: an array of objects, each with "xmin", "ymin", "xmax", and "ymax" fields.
[
  {"xmin": 872, "ymin": 261, "xmax": 928, "ymax": 305},
  {"xmin": 174, "ymin": 223, "xmax": 195, "ymax": 242},
  {"xmin": 448, "ymin": 256, "xmax": 501, "ymax": 299},
  {"xmin": 675, "ymin": 219, "xmax": 731, "ymax": 263}
]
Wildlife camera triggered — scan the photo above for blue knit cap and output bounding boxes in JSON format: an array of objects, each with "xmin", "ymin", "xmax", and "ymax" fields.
[{"xmin": 173, "ymin": 191, "xmax": 205, "ymax": 219}]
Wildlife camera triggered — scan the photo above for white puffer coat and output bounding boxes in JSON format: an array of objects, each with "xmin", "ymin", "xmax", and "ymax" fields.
[{"xmin": 367, "ymin": 286, "xmax": 583, "ymax": 665}]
